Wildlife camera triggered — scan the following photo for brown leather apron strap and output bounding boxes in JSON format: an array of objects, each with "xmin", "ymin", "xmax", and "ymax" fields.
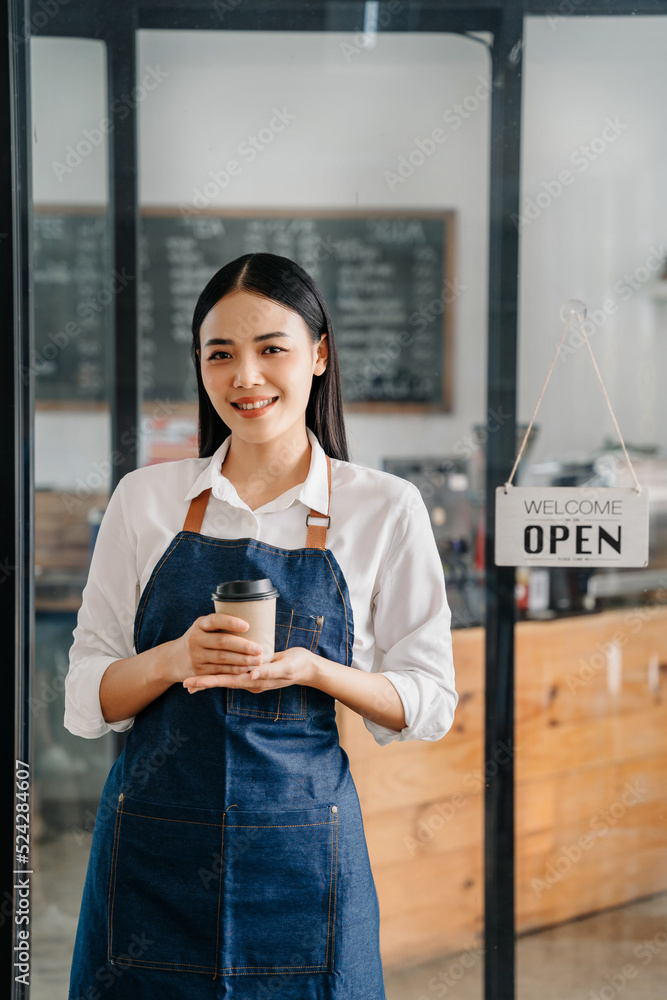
[
  {"xmin": 183, "ymin": 487, "xmax": 212, "ymax": 534},
  {"xmin": 182, "ymin": 453, "xmax": 333, "ymax": 549},
  {"xmin": 305, "ymin": 453, "xmax": 332, "ymax": 550}
]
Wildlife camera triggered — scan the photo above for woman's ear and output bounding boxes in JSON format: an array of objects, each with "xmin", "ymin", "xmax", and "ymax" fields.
[{"xmin": 314, "ymin": 333, "xmax": 328, "ymax": 375}]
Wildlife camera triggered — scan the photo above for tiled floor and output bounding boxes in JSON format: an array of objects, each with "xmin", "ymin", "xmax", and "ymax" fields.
[
  {"xmin": 31, "ymin": 827, "xmax": 667, "ymax": 999},
  {"xmin": 385, "ymin": 893, "xmax": 667, "ymax": 999}
]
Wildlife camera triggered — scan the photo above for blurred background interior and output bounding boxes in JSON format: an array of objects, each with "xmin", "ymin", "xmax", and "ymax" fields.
[{"xmin": 22, "ymin": 7, "xmax": 667, "ymax": 999}]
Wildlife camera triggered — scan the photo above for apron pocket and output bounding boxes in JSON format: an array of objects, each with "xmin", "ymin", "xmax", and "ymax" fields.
[
  {"xmin": 226, "ymin": 609, "xmax": 324, "ymax": 721},
  {"xmin": 275, "ymin": 609, "xmax": 325, "ymax": 654},
  {"xmin": 107, "ymin": 794, "xmax": 227, "ymax": 976},
  {"xmin": 221, "ymin": 802, "xmax": 338, "ymax": 975}
]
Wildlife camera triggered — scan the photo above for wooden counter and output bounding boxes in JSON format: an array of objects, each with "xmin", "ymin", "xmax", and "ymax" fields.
[
  {"xmin": 335, "ymin": 607, "xmax": 667, "ymax": 970},
  {"xmin": 35, "ymin": 490, "xmax": 107, "ymax": 611}
]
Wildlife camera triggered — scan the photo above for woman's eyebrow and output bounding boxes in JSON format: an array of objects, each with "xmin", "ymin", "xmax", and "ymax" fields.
[{"xmin": 203, "ymin": 332, "xmax": 291, "ymax": 347}]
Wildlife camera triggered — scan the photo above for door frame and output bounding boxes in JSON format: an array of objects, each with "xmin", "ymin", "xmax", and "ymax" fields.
[{"xmin": 4, "ymin": 3, "xmax": 666, "ymax": 998}]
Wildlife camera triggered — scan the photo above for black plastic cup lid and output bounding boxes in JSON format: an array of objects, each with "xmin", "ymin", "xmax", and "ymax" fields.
[{"xmin": 211, "ymin": 578, "xmax": 279, "ymax": 602}]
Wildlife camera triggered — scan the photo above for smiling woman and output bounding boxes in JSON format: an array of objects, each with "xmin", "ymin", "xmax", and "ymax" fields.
[
  {"xmin": 65, "ymin": 251, "xmax": 457, "ymax": 1000},
  {"xmin": 193, "ymin": 259, "xmax": 331, "ymax": 505},
  {"xmin": 191, "ymin": 252, "xmax": 348, "ymax": 457},
  {"xmin": 197, "ymin": 291, "xmax": 326, "ymax": 483}
]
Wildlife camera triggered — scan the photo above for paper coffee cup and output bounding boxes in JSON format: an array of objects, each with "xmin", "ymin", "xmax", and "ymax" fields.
[{"xmin": 211, "ymin": 578, "xmax": 279, "ymax": 664}]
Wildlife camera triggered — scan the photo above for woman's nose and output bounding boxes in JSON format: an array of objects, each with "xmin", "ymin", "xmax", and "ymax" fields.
[{"xmin": 232, "ymin": 353, "xmax": 263, "ymax": 387}]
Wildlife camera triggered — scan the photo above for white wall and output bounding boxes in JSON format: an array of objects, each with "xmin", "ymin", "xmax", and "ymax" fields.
[
  {"xmin": 30, "ymin": 18, "xmax": 667, "ymax": 490},
  {"xmin": 31, "ymin": 30, "xmax": 491, "ymax": 488},
  {"xmin": 31, "ymin": 37, "xmax": 107, "ymax": 205},
  {"xmin": 518, "ymin": 16, "xmax": 667, "ymax": 470}
]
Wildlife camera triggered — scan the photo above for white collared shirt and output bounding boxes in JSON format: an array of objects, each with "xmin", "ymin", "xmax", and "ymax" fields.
[{"xmin": 64, "ymin": 427, "xmax": 458, "ymax": 746}]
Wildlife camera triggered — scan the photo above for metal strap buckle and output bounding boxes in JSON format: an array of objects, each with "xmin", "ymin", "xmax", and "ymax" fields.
[{"xmin": 306, "ymin": 513, "xmax": 331, "ymax": 528}]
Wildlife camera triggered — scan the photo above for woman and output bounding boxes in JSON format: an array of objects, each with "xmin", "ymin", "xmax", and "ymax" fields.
[{"xmin": 66, "ymin": 251, "xmax": 457, "ymax": 1000}]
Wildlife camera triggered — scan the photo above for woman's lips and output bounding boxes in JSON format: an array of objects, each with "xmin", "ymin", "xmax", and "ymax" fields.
[{"xmin": 231, "ymin": 396, "xmax": 279, "ymax": 418}]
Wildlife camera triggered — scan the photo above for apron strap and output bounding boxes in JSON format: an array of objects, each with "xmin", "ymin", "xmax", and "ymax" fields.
[
  {"xmin": 182, "ymin": 453, "xmax": 333, "ymax": 549},
  {"xmin": 183, "ymin": 488, "xmax": 212, "ymax": 534},
  {"xmin": 305, "ymin": 453, "xmax": 332, "ymax": 550}
]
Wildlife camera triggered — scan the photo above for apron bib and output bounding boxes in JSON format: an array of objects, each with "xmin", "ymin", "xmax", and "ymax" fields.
[{"xmin": 69, "ymin": 454, "xmax": 386, "ymax": 1000}]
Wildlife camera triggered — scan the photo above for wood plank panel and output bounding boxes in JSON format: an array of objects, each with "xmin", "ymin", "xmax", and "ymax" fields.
[
  {"xmin": 337, "ymin": 609, "xmax": 667, "ymax": 968},
  {"xmin": 517, "ymin": 844, "xmax": 667, "ymax": 932},
  {"xmin": 364, "ymin": 792, "xmax": 483, "ymax": 868},
  {"xmin": 377, "ymin": 844, "xmax": 483, "ymax": 968}
]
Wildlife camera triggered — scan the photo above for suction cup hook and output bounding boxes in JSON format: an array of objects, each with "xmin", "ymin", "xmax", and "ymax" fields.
[{"xmin": 559, "ymin": 299, "xmax": 587, "ymax": 323}]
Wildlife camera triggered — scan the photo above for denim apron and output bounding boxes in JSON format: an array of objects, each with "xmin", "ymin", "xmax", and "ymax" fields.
[{"xmin": 69, "ymin": 453, "xmax": 386, "ymax": 1000}]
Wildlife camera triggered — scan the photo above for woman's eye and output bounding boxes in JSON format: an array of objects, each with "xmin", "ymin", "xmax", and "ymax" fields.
[{"xmin": 207, "ymin": 346, "xmax": 284, "ymax": 361}]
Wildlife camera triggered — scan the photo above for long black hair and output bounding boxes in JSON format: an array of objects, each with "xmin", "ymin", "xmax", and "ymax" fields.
[{"xmin": 191, "ymin": 252, "xmax": 349, "ymax": 462}]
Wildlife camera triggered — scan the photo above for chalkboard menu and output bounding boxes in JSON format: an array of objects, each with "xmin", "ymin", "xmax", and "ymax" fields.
[
  {"xmin": 33, "ymin": 211, "xmax": 110, "ymax": 400},
  {"xmin": 33, "ymin": 208, "xmax": 454, "ymax": 410}
]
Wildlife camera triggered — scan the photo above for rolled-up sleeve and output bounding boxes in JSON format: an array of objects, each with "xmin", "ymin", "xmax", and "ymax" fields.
[
  {"xmin": 64, "ymin": 478, "xmax": 139, "ymax": 739},
  {"xmin": 364, "ymin": 483, "xmax": 458, "ymax": 746}
]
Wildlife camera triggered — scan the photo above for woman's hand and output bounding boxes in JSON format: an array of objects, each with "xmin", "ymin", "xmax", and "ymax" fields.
[
  {"xmin": 170, "ymin": 612, "xmax": 264, "ymax": 684},
  {"xmin": 184, "ymin": 647, "xmax": 407, "ymax": 733},
  {"xmin": 182, "ymin": 646, "xmax": 315, "ymax": 694}
]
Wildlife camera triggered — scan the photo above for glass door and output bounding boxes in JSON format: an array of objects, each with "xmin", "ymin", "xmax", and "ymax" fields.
[
  {"xmin": 516, "ymin": 13, "xmax": 667, "ymax": 998},
  {"xmin": 28, "ymin": 33, "xmax": 116, "ymax": 1000},
  {"xmin": 8, "ymin": 2, "xmax": 519, "ymax": 998}
]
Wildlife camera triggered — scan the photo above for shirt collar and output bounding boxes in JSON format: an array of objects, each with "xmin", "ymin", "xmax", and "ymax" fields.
[{"xmin": 183, "ymin": 426, "xmax": 330, "ymax": 516}]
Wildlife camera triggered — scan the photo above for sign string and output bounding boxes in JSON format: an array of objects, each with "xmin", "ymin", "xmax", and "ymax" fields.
[{"xmin": 504, "ymin": 305, "xmax": 642, "ymax": 494}]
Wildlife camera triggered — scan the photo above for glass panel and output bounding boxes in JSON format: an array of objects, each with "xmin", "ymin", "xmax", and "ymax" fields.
[
  {"xmin": 22, "ymin": 12, "xmax": 494, "ymax": 999},
  {"xmin": 29, "ymin": 36, "xmax": 113, "ymax": 1000},
  {"xmin": 518, "ymin": 15, "xmax": 667, "ymax": 998},
  {"xmin": 135, "ymin": 25, "xmax": 490, "ymax": 998}
]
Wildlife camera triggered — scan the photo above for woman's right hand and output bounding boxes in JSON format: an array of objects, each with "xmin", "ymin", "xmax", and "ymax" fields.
[{"xmin": 169, "ymin": 613, "xmax": 263, "ymax": 684}]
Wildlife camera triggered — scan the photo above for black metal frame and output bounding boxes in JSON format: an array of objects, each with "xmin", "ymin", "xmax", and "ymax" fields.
[
  {"xmin": 4, "ymin": 2, "xmax": 667, "ymax": 998},
  {"xmin": 484, "ymin": 13, "xmax": 521, "ymax": 993},
  {"xmin": 3, "ymin": 3, "xmax": 32, "ymax": 1000},
  {"xmin": 0, "ymin": 5, "xmax": 13, "ymax": 992}
]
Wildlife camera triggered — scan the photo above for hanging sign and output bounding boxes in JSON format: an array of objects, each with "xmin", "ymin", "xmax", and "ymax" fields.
[
  {"xmin": 493, "ymin": 300, "xmax": 651, "ymax": 569},
  {"xmin": 495, "ymin": 486, "xmax": 649, "ymax": 567}
]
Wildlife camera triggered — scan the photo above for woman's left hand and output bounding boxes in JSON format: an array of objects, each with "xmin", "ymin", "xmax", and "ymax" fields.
[{"xmin": 182, "ymin": 646, "xmax": 315, "ymax": 694}]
